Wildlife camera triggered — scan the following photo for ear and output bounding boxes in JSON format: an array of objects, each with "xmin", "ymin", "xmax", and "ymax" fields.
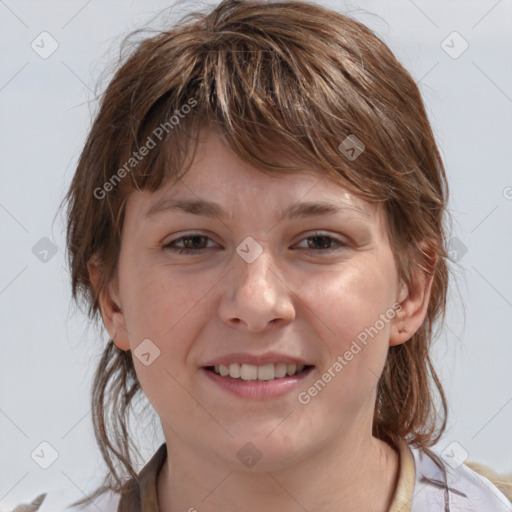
[
  {"xmin": 389, "ymin": 253, "xmax": 435, "ymax": 347},
  {"xmin": 87, "ymin": 256, "xmax": 130, "ymax": 351}
]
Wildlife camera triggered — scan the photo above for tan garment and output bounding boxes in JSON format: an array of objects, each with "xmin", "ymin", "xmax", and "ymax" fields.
[{"xmin": 388, "ymin": 435, "xmax": 416, "ymax": 512}]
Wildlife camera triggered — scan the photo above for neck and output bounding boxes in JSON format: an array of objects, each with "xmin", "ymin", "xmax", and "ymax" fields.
[{"xmin": 157, "ymin": 430, "xmax": 399, "ymax": 512}]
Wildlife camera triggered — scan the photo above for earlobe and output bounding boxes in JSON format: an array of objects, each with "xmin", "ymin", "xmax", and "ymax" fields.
[
  {"xmin": 87, "ymin": 258, "xmax": 131, "ymax": 351},
  {"xmin": 389, "ymin": 267, "xmax": 434, "ymax": 347}
]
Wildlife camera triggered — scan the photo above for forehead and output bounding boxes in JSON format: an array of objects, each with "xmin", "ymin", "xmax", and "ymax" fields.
[{"xmin": 127, "ymin": 126, "xmax": 382, "ymax": 224}]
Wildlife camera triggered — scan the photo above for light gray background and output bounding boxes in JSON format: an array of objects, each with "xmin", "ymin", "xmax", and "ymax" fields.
[{"xmin": 1, "ymin": 0, "xmax": 511, "ymax": 508}]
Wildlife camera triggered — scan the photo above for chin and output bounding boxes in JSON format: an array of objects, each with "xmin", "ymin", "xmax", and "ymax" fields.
[{"xmin": 219, "ymin": 434, "xmax": 313, "ymax": 473}]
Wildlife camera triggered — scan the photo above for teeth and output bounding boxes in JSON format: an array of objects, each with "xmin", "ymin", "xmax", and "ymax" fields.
[
  {"xmin": 257, "ymin": 364, "xmax": 274, "ymax": 380},
  {"xmin": 211, "ymin": 362, "xmax": 307, "ymax": 380},
  {"xmin": 240, "ymin": 364, "xmax": 258, "ymax": 380},
  {"xmin": 274, "ymin": 362, "xmax": 287, "ymax": 378},
  {"xmin": 286, "ymin": 363, "xmax": 297, "ymax": 376},
  {"xmin": 229, "ymin": 363, "xmax": 241, "ymax": 378}
]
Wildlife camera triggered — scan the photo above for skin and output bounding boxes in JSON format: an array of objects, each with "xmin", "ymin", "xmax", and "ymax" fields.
[{"xmin": 90, "ymin": 127, "xmax": 434, "ymax": 512}]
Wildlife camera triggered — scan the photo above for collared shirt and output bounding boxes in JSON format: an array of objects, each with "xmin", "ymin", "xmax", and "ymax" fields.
[{"xmin": 18, "ymin": 437, "xmax": 512, "ymax": 512}]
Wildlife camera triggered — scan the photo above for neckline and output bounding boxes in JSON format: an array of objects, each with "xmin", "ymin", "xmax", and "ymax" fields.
[{"xmin": 118, "ymin": 437, "xmax": 416, "ymax": 512}]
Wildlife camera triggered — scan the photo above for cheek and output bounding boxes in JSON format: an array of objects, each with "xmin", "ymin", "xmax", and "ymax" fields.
[
  {"xmin": 121, "ymin": 263, "xmax": 220, "ymax": 384},
  {"xmin": 297, "ymin": 271, "xmax": 395, "ymax": 425},
  {"xmin": 123, "ymin": 267, "xmax": 212, "ymax": 414},
  {"xmin": 314, "ymin": 264, "xmax": 394, "ymax": 336},
  {"xmin": 309, "ymin": 264, "xmax": 395, "ymax": 387},
  {"xmin": 122, "ymin": 262, "xmax": 210, "ymax": 336}
]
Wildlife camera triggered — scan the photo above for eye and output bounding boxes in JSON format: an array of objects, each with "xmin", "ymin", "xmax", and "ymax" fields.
[
  {"xmin": 294, "ymin": 232, "xmax": 348, "ymax": 253},
  {"xmin": 162, "ymin": 233, "xmax": 218, "ymax": 255}
]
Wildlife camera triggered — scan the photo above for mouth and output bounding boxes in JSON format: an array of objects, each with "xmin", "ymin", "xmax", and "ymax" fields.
[{"xmin": 204, "ymin": 363, "xmax": 315, "ymax": 381}]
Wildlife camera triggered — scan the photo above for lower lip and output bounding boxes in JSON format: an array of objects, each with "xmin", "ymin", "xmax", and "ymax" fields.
[{"xmin": 201, "ymin": 367, "xmax": 314, "ymax": 399}]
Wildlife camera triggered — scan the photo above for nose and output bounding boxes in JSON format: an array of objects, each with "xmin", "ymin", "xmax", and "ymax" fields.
[{"xmin": 218, "ymin": 246, "xmax": 296, "ymax": 332}]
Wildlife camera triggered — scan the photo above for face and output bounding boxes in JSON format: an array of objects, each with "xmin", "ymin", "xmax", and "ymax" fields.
[{"xmin": 98, "ymin": 127, "xmax": 430, "ymax": 471}]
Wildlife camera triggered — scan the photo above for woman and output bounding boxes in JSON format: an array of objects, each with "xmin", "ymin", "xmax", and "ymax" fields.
[{"xmin": 20, "ymin": 1, "xmax": 512, "ymax": 510}]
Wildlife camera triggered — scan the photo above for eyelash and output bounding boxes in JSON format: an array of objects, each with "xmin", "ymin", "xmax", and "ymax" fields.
[{"xmin": 162, "ymin": 232, "xmax": 347, "ymax": 255}]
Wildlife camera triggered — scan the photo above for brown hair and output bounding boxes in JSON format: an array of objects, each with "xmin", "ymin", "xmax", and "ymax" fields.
[{"xmin": 61, "ymin": 0, "xmax": 454, "ymax": 503}]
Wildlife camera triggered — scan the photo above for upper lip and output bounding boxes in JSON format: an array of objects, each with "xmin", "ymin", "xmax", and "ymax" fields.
[{"xmin": 201, "ymin": 352, "xmax": 312, "ymax": 367}]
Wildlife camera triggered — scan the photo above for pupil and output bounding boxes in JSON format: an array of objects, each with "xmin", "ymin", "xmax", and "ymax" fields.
[
  {"xmin": 309, "ymin": 236, "xmax": 329, "ymax": 249},
  {"xmin": 187, "ymin": 236, "xmax": 204, "ymax": 249}
]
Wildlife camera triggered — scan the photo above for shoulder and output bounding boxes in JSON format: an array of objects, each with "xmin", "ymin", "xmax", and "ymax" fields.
[
  {"xmin": 409, "ymin": 444, "xmax": 512, "ymax": 511},
  {"xmin": 9, "ymin": 486, "xmax": 120, "ymax": 512}
]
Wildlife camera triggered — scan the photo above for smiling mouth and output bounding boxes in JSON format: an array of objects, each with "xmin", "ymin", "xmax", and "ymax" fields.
[{"xmin": 204, "ymin": 363, "xmax": 314, "ymax": 381}]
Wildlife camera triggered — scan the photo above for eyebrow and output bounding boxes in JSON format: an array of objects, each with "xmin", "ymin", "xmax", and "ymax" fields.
[{"xmin": 144, "ymin": 198, "xmax": 371, "ymax": 221}]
